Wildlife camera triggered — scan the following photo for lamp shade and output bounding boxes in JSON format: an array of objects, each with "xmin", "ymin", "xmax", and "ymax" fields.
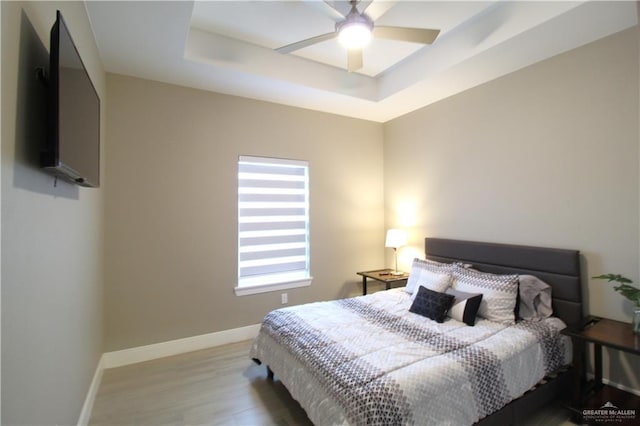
[{"xmin": 385, "ymin": 229, "xmax": 407, "ymax": 248}]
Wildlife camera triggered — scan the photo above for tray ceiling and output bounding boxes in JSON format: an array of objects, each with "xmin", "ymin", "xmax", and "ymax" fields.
[{"xmin": 86, "ymin": 1, "xmax": 637, "ymax": 122}]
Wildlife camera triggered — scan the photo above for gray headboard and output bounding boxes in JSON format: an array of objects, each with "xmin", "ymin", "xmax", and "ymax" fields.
[{"xmin": 425, "ymin": 238, "xmax": 583, "ymax": 327}]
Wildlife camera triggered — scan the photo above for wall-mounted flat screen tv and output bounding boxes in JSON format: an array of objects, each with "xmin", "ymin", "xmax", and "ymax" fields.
[{"xmin": 42, "ymin": 10, "xmax": 100, "ymax": 188}]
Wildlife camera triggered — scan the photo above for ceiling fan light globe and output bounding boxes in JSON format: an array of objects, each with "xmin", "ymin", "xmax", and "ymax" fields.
[{"xmin": 338, "ymin": 22, "xmax": 372, "ymax": 50}]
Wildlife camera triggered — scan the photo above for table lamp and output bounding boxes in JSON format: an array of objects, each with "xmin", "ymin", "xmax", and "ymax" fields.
[{"xmin": 385, "ymin": 229, "xmax": 407, "ymax": 275}]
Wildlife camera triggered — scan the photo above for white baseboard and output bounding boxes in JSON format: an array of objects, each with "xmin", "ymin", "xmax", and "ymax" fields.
[
  {"xmin": 102, "ymin": 323, "xmax": 261, "ymax": 369},
  {"xmin": 587, "ymin": 373, "xmax": 640, "ymax": 397},
  {"xmin": 77, "ymin": 354, "xmax": 105, "ymax": 426},
  {"xmin": 78, "ymin": 324, "xmax": 261, "ymax": 424},
  {"xmin": 602, "ymin": 378, "xmax": 640, "ymax": 397}
]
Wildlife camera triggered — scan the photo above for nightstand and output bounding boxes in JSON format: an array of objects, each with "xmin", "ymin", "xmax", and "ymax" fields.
[
  {"xmin": 356, "ymin": 269, "xmax": 408, "ymax": 295},
  {"xmin": 561, "ymin": 316, "xmax": 640, "ymax": 424}
]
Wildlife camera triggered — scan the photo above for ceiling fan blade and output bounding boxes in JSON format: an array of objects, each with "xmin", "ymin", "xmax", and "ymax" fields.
[
  {"xmin": 347, "ymin": 49, "xmax": 363, "ymax": 72},
  {"xmin": 361, "ymin": 0, "xmax": 397, "ymax": 21},
  {"xmin": 373, "ymin": 26, "xmax": 440, "ymax": 44},
  {"xmin": 276, "ymin": 32, "xmax": 336, "ymax": 54},
  {"xmin": 302, "ymin": 0, "xmax": 345, "ymax": 22}
]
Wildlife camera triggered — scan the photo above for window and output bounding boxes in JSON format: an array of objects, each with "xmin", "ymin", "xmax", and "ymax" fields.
[{"xmin": 236, "ymin": 156, "xmax": 312, "ymax": 296}]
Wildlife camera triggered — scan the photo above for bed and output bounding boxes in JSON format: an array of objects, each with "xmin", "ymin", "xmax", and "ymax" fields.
[{"xmin": 250, "ymin": 238, "xmax": 583, "ymax": 425}]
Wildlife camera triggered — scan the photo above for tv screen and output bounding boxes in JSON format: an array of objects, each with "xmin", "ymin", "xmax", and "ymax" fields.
[{"xmin": 42, "ymin": 10, "xmax": 100, "ymax": 188}]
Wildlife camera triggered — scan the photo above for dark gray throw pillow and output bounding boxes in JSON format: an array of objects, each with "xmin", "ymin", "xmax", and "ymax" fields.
[{"xmin": 409, "ymin": 286, "xmax": 455, "ymax": 323}]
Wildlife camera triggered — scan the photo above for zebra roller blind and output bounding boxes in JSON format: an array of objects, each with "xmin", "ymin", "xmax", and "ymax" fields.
[{"xmin": 238, "ymin": 156, "xmax": 310, "ymax": 288}]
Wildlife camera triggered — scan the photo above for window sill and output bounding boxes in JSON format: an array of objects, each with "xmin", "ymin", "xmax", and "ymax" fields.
[{"xmin": 234, "ymin": 277, "xmax": 313, "ymax": 296}]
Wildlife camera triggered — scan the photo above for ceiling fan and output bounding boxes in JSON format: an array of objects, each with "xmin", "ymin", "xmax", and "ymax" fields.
[{"xmin": 276, "ymin": 0, "xmax": 440, "ymax": 72}]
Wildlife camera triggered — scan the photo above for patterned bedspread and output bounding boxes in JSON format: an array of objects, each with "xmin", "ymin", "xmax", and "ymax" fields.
[{"xmin": 250, "ymin": 289, "xmax": 571, "ymax": 426}]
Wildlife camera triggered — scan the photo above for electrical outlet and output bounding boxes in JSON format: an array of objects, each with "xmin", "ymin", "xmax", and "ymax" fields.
[{"xmin": 281, "ymin": 293, "xmax": 288, "ymax": 305}]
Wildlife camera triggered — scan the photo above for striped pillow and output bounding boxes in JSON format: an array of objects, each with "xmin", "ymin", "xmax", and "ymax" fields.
[
  {"xmin": 452, "ymin": 264, "xmax": 519, "ymax": 324},
  {"xmin": 405, "ymin": 258, "xmax": 452, "ymax": 295},
  {"xmin": 445, "ymin": 288, "xmax": 483, "ymax": 326}
]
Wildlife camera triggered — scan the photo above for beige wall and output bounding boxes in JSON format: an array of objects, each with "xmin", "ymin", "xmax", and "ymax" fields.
[
  {"xmin": 384, "ymin": 27, "xmax": 639, "ymax": 390},
  {"xmin": 1, "ymin": 1, "xmax": 105, "ymax": 425},
  {"xmin": 2, "ymin": 4, "xmax": 637, "ymax": 421},
  {"xmin": 104, "ymin": 74, "xmax": 384, "ymax": 351}
]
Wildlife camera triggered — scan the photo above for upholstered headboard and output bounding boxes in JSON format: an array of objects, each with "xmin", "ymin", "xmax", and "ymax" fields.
[{"xmin": 425, "ymin": 238, "xmax": 583, "ymax": 327}]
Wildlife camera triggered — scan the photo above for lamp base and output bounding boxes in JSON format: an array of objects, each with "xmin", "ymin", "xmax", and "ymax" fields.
[{"xmin": 391, "ymin": 271, "xmax": 405, "ymax": 276}]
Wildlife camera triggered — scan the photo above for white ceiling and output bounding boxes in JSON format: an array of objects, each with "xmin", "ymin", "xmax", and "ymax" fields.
[{"xmin": 86, "ymin": 1, "xmax": 637, "ymax": 123}]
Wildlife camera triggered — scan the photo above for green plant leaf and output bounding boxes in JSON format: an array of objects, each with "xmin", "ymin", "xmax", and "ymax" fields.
[
  {"xmin": 593, "ymin": 273, "xmax": 640, "ymax": 304},
  {"xmin": 612, "ymin": 283, "xmax": 640, "ymax": 300},
  {"xmin": 592, "ymin": 273, "xmax": 633, "ymax": 284}
]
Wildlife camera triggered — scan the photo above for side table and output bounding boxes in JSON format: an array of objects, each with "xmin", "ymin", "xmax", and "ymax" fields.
[
  {"xmin": 561, "ymin": 316, "xmax": 640, "ymax": 424},
  {"xmin": 356, "ymin": 269, "xmax": 408, "ymax": 296}
]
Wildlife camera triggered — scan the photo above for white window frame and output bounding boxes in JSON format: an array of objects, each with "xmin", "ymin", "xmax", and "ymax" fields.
[{"xmin": 235, "ymin": 155, "xmax": 312, "ymax": 296}]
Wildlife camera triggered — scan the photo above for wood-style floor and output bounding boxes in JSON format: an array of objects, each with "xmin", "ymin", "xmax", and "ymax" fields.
[{"xmin": 89, "ymin": 340, "xmax": 577, "ymax": 425}]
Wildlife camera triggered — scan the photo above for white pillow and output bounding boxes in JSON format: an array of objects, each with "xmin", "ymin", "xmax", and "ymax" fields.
[
  {"xmin": 451, "ymin": 264, "xmax": 519, "ymax": 325},
  {"xmin": 410, "ymin": 271, "xmax": 453, "ymax": 301},
  {"xmin": 405, "ymin": 258, "xmax": 453, "ymax": 294}
]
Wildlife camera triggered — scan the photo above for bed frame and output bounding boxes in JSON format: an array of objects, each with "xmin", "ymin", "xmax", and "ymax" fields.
[{"xmin": 424, "ymin": 237, "xmax": 582, "ymax": 426}]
